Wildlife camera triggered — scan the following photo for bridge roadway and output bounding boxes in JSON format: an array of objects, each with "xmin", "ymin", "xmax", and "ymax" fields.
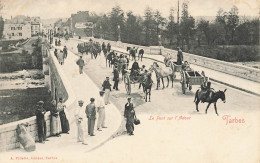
[
  {"xmin": 1, "ymin": 38, "xmax": 258, "ymax": 162},
  {"xmin": 60, "ymin": 38, "xmax": 260, "ymax": 162}
]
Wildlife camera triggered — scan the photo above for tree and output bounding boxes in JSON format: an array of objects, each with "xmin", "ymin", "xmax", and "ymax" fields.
[
  {"xmin": 197, "ymin": 19, "xmax": 210, "ymax": 46},
  {"xmin": 166, "ymin": 8, "xmax": 177, "ymax": 45},
  {"xmin": 154, "ymin": 10, "xmax": 166, "ymax": 45},
  {"xmin": 109, "ymin": 5, "xmax": 125, "ymax": 41},
  {"xmin": 144, "ymin": 7, "xmax": 156, "ymax": 46},
  {"xmin": 180, "ymin": 1, "xmax": 195, "ymax": 50},
  {"xmin": 226, "ymin": 6, "xmax": 239, "ymax": 44},
  {"xmin": 125, "ymin": 11, "xmax": 143, "ymax": 44},
  {"xmin": 0, "ymin": 1, "xmax": 4, "ymax": 39}
]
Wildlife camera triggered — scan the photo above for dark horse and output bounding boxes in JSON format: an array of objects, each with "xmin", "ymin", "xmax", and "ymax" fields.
[
  {"xmin": 142, "ymin": 72, "xmax": 153, "ymax": 102},
  {"xmin": 138, "ymin": 49, "xmax": 144, "ymax": 61},
  {"xmin": 194, "ymin": 88, "xmax": 227, "ymax": 116}
]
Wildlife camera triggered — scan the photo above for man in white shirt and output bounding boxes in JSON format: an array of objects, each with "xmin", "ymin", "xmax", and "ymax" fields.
[
  {"xmin": 97, "ymin": 91, "xmax": 107, "ymax": 131},
  {"xmin": 74, "ymin": 100, "xmax": 88, "ymax": 145}
]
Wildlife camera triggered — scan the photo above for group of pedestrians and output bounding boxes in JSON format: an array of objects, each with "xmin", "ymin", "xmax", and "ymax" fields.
[
  {"xmin": 35, "ymin": 98, "xmax": 70, "ymax": 144},
  {"xmin": 74, "ymin": 91, "xmax": 108, "ymax": 145},
  {"xmin": 54, "ymin": 46, "xmax": 68, "ymax": 65}
]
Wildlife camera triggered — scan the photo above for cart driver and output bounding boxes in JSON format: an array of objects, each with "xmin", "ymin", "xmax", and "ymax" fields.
[
  {"xmin": 182, "ymin": 61, "xmax": 192, "ymax": 71},
  {"xmin": 130, "ymin": 61, "xmax": 140, "ymax": 80}
]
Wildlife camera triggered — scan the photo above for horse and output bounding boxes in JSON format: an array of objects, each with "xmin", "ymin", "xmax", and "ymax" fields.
[
  {"xmin": 142, "ymin": 72, "xmax": 153, "ymax": 102},
  {"xmin": 138, "ymin": 49, "xmax": 144, "ymax": 61},
  {"xmin": 194, "ymin": 88, "xmax": 227, "ymax": 116},
  {"xmin": 149, "ymin": 62, "xmax": 175, "ymax": 89}
]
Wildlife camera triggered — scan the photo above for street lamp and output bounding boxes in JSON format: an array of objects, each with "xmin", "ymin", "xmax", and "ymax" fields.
[
  {"xmin": 118, "ymin": 25, "xmax": 121, "ymax": 42},
  {"xmin": 100, "ymin": 26, "xmax": 102, "ymax": 39}
]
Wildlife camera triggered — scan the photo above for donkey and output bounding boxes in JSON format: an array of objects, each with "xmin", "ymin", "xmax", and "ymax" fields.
[{"xmin": 194, "ymin": 88, "xmax": 227, "ymax": 116}]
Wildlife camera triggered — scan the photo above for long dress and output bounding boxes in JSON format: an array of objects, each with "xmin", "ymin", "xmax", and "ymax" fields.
[
  {"xmin": 124, "ymin": 103, "xmax": 135, "ymax": 134},
  {"xmin": 74, "ymin": 106, "xmax": 88, "ymax": 143},
  {"xmin": 50, "ymin": 102, "xmax": 61, "ymax": 136},
  {"xmin": 58, "ymin": 102, "xmax": 70, "ymax": 133}
]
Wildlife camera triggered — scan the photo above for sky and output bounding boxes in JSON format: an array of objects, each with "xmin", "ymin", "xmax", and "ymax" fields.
[{"xmin": 0, "ymin": 0, "xmax": 259, "ymax": 19}]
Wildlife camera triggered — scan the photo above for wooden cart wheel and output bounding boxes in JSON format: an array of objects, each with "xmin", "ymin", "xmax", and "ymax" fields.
[
  {"xmin": 181, "ymin": 71, "xmax": 186, "ymax": 94},
  {"xmin": 124, "ymin": 74, "xmax": 131, "ymax": 95}
]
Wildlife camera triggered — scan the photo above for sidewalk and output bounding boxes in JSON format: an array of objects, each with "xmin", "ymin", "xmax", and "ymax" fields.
[
  {"xmin": 0, "ymin": 44, "xmax": 122, "ymax": 157},
  {"xmin": 111, "ymin": 46, "xmax": 260, "ymax": 96}
]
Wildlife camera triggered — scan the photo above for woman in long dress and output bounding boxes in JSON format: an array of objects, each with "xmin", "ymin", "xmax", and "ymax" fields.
[
  {"xmin": 50, "ymin": 100, "xmax": 61, "ymax": 137},
  {"xmin": 58, "ymin": 98, "xmax": 70, "ymax": 134},
  {"xmin": 124, "ymin": 97, "xmax": 136, "ymax": 136}
]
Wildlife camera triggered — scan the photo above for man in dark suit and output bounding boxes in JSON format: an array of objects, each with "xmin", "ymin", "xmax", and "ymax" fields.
[
  {"xmin": 35, "ymin": 101, "xmax": 48, "ymax": 143},
  {"xmin": 85, "ymin": 98, "xmax": 96, "ymax": 136},
  {"xmin": 113, "ymin": 66, "xmax": 119, "ymax": 90},
  {"xmin": 102, "ymin": 77, "xmax": 112, "ymax": 105}
]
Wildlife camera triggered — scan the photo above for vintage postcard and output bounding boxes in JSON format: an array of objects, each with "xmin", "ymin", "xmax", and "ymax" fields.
[{"xmin": 0, "ymin": 0, "xmax": 259, "ymax": 162}]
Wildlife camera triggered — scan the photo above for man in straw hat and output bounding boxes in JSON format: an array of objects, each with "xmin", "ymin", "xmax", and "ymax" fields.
[
  {"xmin": 85, "ymin": 98, "xmax": 96, "ymax": 136},
  {"xmin": 74, "ymin": 100, "xmax": 88, "ymax": 145},
  {"xmin": 102, "ymin": 77, "xmax": 112, "ymax": 105},
  {"xmin": 97, "ymin": 91, "xmax": 107, "ymax": 131}
]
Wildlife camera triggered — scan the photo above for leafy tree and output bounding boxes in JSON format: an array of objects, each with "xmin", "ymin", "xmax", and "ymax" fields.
[
  {"xmin": 109, "ymin": 5, "xmax": 125, "ymax": 41},
  {"xmin": 166, "ymin": 8, "xmax": 177, "ymax": 45},
  {"xmin": 144, "ymin": 7, "xmax": 154, "ymax": 46},
  {"xmin": 154, "ymin": 10, "xmax": 166, "ymax": 45},
  {"xmin": 0, "ymin": 16, "xmax": 4, "ymax": 39},
  {"xmin": 226, "ymin": 6, "xmax": 239, "ymax": 44},
  {"xmin": 197, "ymin": 19, "xmax": 210, "ymax": 46},
  {"xmin": 125, "ymin": 11, "xmax": 143, "ymax": 44},
  {"xmin": 180, "ymin": 1, "xmax": 195, "ymax": 50},
  {"xmin": 0, "ymin": 1, "xmax": 4, "ymax": 39}
]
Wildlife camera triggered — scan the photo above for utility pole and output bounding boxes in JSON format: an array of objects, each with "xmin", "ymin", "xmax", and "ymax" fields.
[
  {"xmin": 177, "ymin": 0, "xmax": 180, "ymax": 24},
  {"xmin": 177, "ymin": 0, "xmax": 180, "ymax": 47}
]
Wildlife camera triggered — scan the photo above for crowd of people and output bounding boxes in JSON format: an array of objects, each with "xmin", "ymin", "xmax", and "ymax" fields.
[
  {"xmin": 54, "ymin": 45, "xmax": 68, "ymax": 65},
  {"xmin": 35, "ymin": 37, "xmax": 192, "ymax": 147}
]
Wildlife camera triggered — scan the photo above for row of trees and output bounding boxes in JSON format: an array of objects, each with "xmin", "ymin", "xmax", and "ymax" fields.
[
  {"xmin": 84, "ymin": 3, "xmax": 258, "ymax": 49},
  {"xmin": 79, "ymin": 3, "xmax": 258, "ymax": 62}
]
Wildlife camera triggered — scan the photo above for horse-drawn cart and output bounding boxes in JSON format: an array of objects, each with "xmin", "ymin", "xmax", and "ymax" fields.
[
  {"xmin": 180, "ymin": 70, "xmax": 208, "ymax": 94},
  {"xmin": 123, "ymin": 70, "xmax": 145, "ymax": 95}
]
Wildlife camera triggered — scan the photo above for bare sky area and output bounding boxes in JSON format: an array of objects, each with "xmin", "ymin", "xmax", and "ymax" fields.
[{"xmin": 0, "ymin": 0, "xmax": 259, "ymax": 19}]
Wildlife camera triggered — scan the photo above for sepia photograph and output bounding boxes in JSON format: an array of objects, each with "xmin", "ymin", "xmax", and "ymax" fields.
[{"xmin": 0, "ymin": 0, "xmax": 259, "ymax": 162}]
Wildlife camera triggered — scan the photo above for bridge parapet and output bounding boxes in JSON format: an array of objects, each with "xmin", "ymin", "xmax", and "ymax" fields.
[
  {"xmin": 0, "ymin": 39, "xmax": 76, "ymax": 152},
  {"xmin": 88, "ymin": 38, "xmax": 260, "ymax": 83}
]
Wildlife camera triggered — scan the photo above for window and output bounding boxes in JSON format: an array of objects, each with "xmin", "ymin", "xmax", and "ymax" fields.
[
  {"xmin": 19, "ymin": 33, "xmax": 22, "ymax": 36},
  {"xmin": 11, "ymin": 27, "xmax": 15, "ymax": 30},
  {"xmin": 17, "ymin": 27, "xmax": 22, "ymax": 30},
  {"xmin": 11, "ymin": 33, "xmax": 14, "ymax": 36}
]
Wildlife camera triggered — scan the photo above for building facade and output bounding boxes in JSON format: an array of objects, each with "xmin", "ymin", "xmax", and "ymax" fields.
[
  {"xmin": 3, "ymin": 15, "xmax": 42, "ymax": 40},
  {"xmin": 3, "ymin": 23, "xmax": 31, "ymax": 40}
]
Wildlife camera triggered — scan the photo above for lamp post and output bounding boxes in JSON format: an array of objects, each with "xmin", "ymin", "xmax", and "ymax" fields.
[
  {"xmin": 100, "ymin": 26, "xmax": 102, "ymax": 39},
  {"xmin": 118, "ymin": 25, "xmax": 121, "ymax": 42}
]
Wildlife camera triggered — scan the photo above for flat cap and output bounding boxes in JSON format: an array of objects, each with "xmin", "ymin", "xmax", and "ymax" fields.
[{"xmin": 37, "ymin": 101, "xmax": 44, "ymax": 104}]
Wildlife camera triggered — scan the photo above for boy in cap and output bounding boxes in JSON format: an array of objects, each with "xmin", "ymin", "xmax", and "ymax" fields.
[
  {"xmin": 74, "ymin": 100, "xmax": 87, "ymax": 145},
  {"xmin": 97, "ymin": 91, "xmax": 107, "ymax": 131},
  {"xmin": 35, "ymin": 101, "xmax": 48, "ymax": 143},
  {"xmin": 102, "ymin": 77, "xmax": 112, "ymax": 105},
  {"xmin": 85, "ymin": 98, "xmax": 96, "ymax": 136}
]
